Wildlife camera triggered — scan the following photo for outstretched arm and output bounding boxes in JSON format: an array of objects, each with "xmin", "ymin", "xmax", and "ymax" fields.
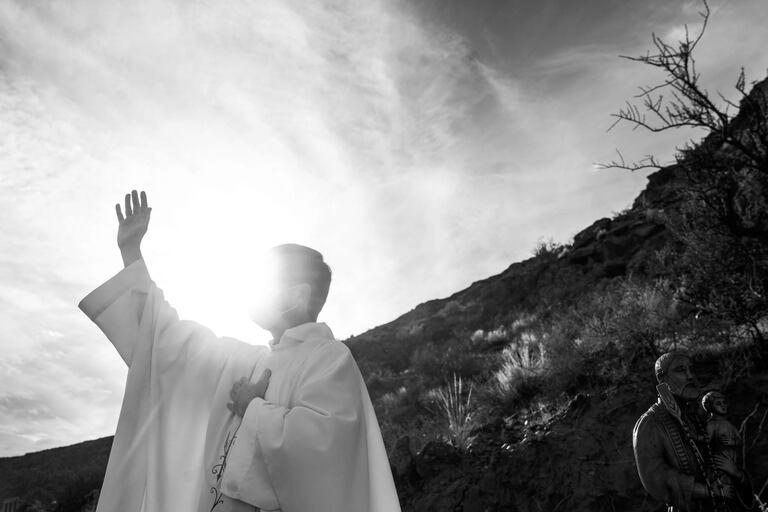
[
  {"xmin": 116, "ymin": 189, "xmax": 151, "ymax": 267},
  {"xmin": 83, "ymin": 188, "xmax": 248, "ymax": 373},
  {"xmin": 78, "ymin": 189, "xmax": 153, "ymax": 363}
]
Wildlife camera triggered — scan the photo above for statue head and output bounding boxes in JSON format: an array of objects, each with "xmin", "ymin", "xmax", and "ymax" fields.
[
  {"xmin": 701, "ymin": 391, "xmax": 728, "ymax": 417},
  {"xmin": 654, "ymin": 351, "xmax": 700, "ymax": 401}
]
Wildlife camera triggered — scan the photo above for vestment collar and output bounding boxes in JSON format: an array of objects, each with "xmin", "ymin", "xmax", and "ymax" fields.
[{"xmin": 270, "ymin": 322, "xmax": 334, "ymax": 348}]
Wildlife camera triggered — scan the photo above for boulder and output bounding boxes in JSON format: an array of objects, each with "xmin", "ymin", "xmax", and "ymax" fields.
[
  {"xmin": 389, "ymin": 435, "xmax": 415, "ymax": 479},
  {"xmin": 414, "ymin": 440, "xmax": 461, "ymax": 480}
]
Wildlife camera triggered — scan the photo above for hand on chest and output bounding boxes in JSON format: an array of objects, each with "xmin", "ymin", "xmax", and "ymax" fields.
[{"xmin": 250, "ymin": 346, "xmax": 311, "ymax": 405}]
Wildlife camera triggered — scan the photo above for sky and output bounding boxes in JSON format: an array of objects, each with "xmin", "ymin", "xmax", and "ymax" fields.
[{"xmin": 1, "ymin": 0, "xmax": 767, "ymax": 456}]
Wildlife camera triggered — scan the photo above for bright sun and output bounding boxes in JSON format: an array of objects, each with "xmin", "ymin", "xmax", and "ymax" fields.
[{"xmin": 140, "ymin": 174, "xmax": 313, "ymax": 345}]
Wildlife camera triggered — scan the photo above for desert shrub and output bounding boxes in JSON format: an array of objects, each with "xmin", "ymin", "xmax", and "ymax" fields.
[
  {"xmin": 487, "ymin": 328, "xmax": 549, "ymax": 411},
  {"xmin": 581, "ymin": 278, "xmax": 682, "ymax": 367},
  {"xmin": 377, "ymin": 375, "xmax": 478, "ymax": 455},
  {"xmin": 495, "ymin": 331, "xmax": 546, "ymax": 380},
  {"xmin": 532, "ymin": 238, "xmax": 565, "ymax": 258},
  {"xmin": 432, "ymin": 374, "xmax": 477, "ymax": 452},
  {"xmin": 538, "ymin": 313, "xmax": 588, "ymax": 395},
  {"xmin": 471, "ymin": 326, "xmax": 510, "ymax": 346},
  {"xmin": 364, "ymin": 366, "xmax": 403, "ymax": 400},
  {"xmin": 470, "ymin": 314, "xmax": 539, "ymax": 350},
  {"xmin": 487, "ymin": 315, "xmax": 591, "ymax": 405},
  {"xmin": 548, "ymin": 275, "xmax": 757, "ymax": 389},
  {"xmin": 435, "ymin": 299, "xmax": 463, "ymax": 318},
  {"xmin": 478, "ymin": 274, "xmax": 764, "ymax": 411},
  {"xmin": 409, "ymin": 337, "xmax": 488, "ymax": 387},
  {"xmin": 375, "ymin": 381, "xmax": 424, "ymax": 423}
]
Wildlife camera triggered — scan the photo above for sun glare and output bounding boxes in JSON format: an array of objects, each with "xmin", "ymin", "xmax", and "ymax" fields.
[
  {"xmin": 141, "ymin": 171, "xmax": 312, "ymax": 344},
  {"xmin": 162, "ymin": 245, "xmax": 279, "ymax": 345}
]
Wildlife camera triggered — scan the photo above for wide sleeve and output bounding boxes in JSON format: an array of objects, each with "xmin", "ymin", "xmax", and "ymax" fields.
[
  {"xmin": 79, "ymin": 259, "xmax": 247, "ymax": 512},
  {"xmin": 221, "ymin": 343, "xmax": 371, "ymax": 512},
  {"xmin": 78, "ymin": 258, "xmax": 236, "ymax": 377},
  {"xmin": 633, "ymin": 413, "xmax": 697, "ymax": 510},
  {"xmin": 78, "ymin": 259, "xmax": 153, "ymax": 365}
]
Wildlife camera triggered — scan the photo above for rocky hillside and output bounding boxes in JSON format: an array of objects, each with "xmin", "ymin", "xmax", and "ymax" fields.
[
  {"xmin": 347, "ymin": 78, "xmax": 768, "ymax": 378},
  {"xmin": 346, "ymin": 164, "xmax": 674, "ymax": 375},
  {"xmin": 384, "ymin": 356, "xmax": 768, "ymax": 512},
  {"xmin": 345, "ymin": 77, "xmax": 768, "ymax": 512}
]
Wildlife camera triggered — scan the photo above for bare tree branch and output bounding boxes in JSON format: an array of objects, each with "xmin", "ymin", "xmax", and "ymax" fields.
[
  {"xmin": 600, "ymin": 0, "xmax": 768, "ymax": 172},
  {"xmin": 594, "ymin": 150, "xmax": 664, "ymax": 172}
]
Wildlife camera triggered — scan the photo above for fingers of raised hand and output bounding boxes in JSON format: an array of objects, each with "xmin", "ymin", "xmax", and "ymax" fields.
[
  {"xmin": 115, "ymin": 203, "xmax": 125, "ymax": 223},
  {"xmin": 131, "ymin": 190, "xmax": 140, "ymax": 212},
  {"xmin": 122, "ymin": 190, "xmax": 150, "ymax": 218},
  {"xmin": 259, "ymin": 369, "xmax": 272, "ymax": 383}
]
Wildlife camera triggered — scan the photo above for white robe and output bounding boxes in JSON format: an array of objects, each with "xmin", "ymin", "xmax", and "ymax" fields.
[{"xmin": 79, "ymin": 259, "xmax": 400, "ymax": 512}]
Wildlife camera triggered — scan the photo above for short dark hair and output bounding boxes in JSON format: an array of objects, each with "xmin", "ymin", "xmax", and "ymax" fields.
[{"xmin": 270, "ymin": 244, "xmax": 332, "ymax": 321}]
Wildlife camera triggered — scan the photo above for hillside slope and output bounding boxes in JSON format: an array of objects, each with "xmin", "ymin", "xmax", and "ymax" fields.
[
  {"xmin": 345, "ymin": 77, "xmax": 768, "ymax": 511},
  {"xmin": 0, "ymin": 436, "xmax": 111, "ymax": 505},
  {"xmin": 346, "ymin": 163, "xmax": 674, "ymax": 375}
]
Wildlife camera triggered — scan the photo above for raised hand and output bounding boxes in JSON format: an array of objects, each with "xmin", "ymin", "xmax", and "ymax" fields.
[{"xmin": 116, "ymin": 190, "xmax": 151, "ymax": 267}]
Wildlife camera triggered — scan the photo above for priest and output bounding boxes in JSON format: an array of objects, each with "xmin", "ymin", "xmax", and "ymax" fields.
[{"xmin": 79, "ymin": 189, "xmax": 400, "ymax": 512}]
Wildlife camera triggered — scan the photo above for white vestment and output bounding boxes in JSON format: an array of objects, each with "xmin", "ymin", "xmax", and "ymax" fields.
[{"xmin": 79, "ymin": 259, "xmax": 400, "ymax": 512}]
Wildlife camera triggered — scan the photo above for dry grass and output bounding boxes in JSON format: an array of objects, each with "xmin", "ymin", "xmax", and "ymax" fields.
[{"xmin": 435, "ymin": 374, "xmax": 476, "ymax": 452}]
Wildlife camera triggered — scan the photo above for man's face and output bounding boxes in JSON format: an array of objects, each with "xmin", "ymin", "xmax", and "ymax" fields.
[
  {"xmin": 249, "ymin": 281, "xmax": 300, "ymax": 331},
  {"xmin": 248, "ymin": 256, "xmax": 294, "ymax": 330},
  {"xmin": 661, "ymin": 356, "xmax": 700, "ymax": 401},
  {"xmin": 248, "ymin": 259, "xmax": 313, "ymax": 331}
]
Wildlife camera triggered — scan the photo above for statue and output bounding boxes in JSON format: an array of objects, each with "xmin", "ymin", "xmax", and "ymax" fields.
[
  {"xmin": 701, "ymin": 391, "xmax": 754, "ymax": 511},
  {"xmin": 633, "ymin": 352, "xmax": 754, "ymax": 511}
]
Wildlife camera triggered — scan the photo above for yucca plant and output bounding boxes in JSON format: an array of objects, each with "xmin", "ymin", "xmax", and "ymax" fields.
[{"xmin": 435, "ymin": 373, "xmax": 476, "ymax": 452}]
